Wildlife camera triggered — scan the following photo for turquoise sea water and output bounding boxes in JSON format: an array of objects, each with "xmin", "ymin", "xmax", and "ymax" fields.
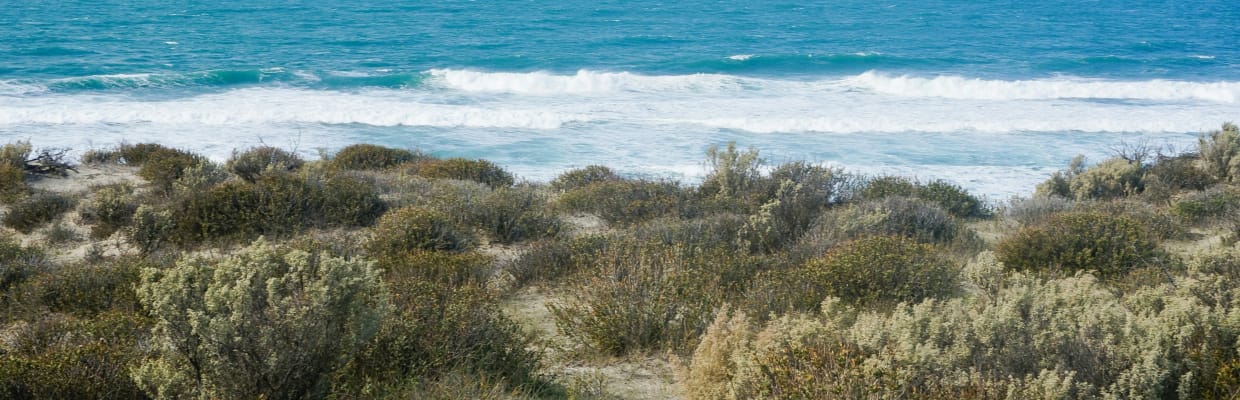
[{"xmin": 2, "ymin": 0, "xmax": 1238, "ymax": 197}]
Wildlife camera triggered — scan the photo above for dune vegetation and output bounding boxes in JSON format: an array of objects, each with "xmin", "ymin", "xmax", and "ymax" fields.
[{"xmin": 3, "ymin": 125, "xmax": 1240, "ymax": 399}]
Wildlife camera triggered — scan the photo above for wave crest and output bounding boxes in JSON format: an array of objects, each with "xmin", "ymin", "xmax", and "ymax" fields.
[{"xmin": 845, "ymin": 71, "xmax": 1240, "ymax": 103}]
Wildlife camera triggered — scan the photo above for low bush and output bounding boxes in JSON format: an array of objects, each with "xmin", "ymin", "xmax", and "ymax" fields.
[
  {"xmin": 804, "ymin": 235, "xmax": 958, "ymax": 307},
  {"xmin": 0, "ymin": 140, "xmax": 30, "ymax": 168},
  {"xmin": 1172, "ymin": 186, "xmax": 1240, "ymax": 225},
  {"xmin": 0, "ymin": 312, "xmax": 150, "ymax": 400},
  {"xmin": 1068, "ymin": 157, "xmax": 1145, "ymax": 200},
  {"xmin": 470, "ymin": 186, "xmax": 561, "ymax": 244},
  {"xmin": 859, "ymin": 176, "xmax": 989, "ymax": 218},
  {"xmin": 996, "ymin": 211, "xmax": 1161, "ymax": 278},
  {"xmin": 699, "ymin": 142, "xmax": 766, "ymax": 207},
  {"xmin": 859, "ymin": 175, "xmax": 917, "ymax": 200},
  {"xmin": 505, "ymin": 235, "xmax": 609, "ymax": 285},
  {"xmin": 78, "ymin": 183, "xmax": 138, "ymax": 239},
  {"xmin": 226, "ymin": 146, "xmax": 304, "ymax": 182},
  {"xmin": 1199, "ymin": 122, "xmax": 1240, "ymax": 182},
  {"xmin": 11, "ymin": 257, "xmax": 146, "ymax": 318},
  {"xmin": 684, "ymin": 257, "xmax": 1240, "ymax": 399},
  {"xmin": 1, "ymin": 192, "xmax": 75, "ymax": 234},
  {"xmin": 134, "ymin": 239, "xmax": 388, "ymax": 400},
  {"xmin": 411, "ymin": 157, "xmax": 515, "ymax": 188},
  {"xmin": 1036, "ymin": 154, "xmax": 1086, "ymax": 198},
  {"xmin": 366, "ymin": 206, "xmax": 474, "ymax": 258},
  {"xmin": 737, "ymin": 164, "xmax": 845, "ymax": 253},
  {"xmin": 550, "ymin": 165, "xmax": 620, "ymax": 192},
  {"xmin": 548, "ymin": 243, "xmax": 720, "ymax": 355},
  {"xmin": 1141, "ymin": 154, "xmax": 1216, "ymax": 203},
  {"xmin": 379, "ymin": 250, "xmax": 494, "ymax": 288},
  {"xmin": 1004, "ymin": 195, "xmax": 1074, "ymax": 225},
  {"xmin": 1079, "ymin": 199, "xmax": 1188, "ymax": 240},
  {"xmin": 558, "ymin": 179, "xmax": 691, "ymax": 225},
  {"xmin": 798, "ymin": 196, "xmax": 969, "ymax": 252},
  {"xmin": 0, "ymin": 163, "xmax": 26, "ymax": 204},
  {"xmin": 133, "ymin": 146, "xmax": 206, "ymax": 194},
  {"xmin": 331, "ymin": 144, "xmax": 420, "ymax": 170}
]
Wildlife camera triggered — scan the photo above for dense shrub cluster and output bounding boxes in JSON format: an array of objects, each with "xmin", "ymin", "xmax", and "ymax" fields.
[
  {"xmin": 1199, "ymin": 122, "xmax": 1240, "ymax": 182},
  {"xmin": 799, "ymin": 196, "xmax": 970, "ymax": 251},
  {"xmin": 0, "ymin": 141, "xmax": 30, "ymax": 204},
  {"xmin": 78, "ymin": 183, "xmax": 138, "ymax": 239},
  {"xmin": 131, "ymin": 173, "xmax": 386, "ymax": 250},
  {"xmin": 1, "ymin": 192, "xmax": 75, "ymax": 234},
  {"xmin": 365, "ymin": 206, "xmax": 473, "ymax": 257},
  {"xmin": 558, "ymin": 178, "xmax": 691, "ymax": 225},
  {"xmin": 225, "ymin": 146, "xmax": 304, "ymax": 182},
  {"xmin": 470, "ymin": 186, "xmax": 561, "ymax": 244},
  {"xmin": 997, "ymin": 211, "xmax": 1161, "ymax": 278},
  {"xmin": 411, "ymin": 157, "xmax": 515, "ymax": 188},
  {"xmin": 330, "ymin": 143, "xmax": 420, "ymax": 170},
  {"xmin": 1172, "ymin": 186, "xmax": 1240, "ymax": 225},
  {"xmin": 550, "ymin": 165, "xmax": 621, "ymax": 192},
  {"xmin": 683, "ymin": 255, "xmax": 1240, "ymax": 399}
]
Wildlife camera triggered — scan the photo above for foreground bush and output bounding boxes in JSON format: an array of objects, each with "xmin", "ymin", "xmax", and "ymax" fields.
[
  {"xmin": 470, "ymin": 186, "xmax": 561, "ymax": 244},
  {"xmin": 807, "ymin": 235, "xmax": 957, "ymax": 306},
  {"xmin": 738, "ymin": 163, "xmax": 845, "ymax": 253},
  {"xmin": 0, "ymin": 141, "xmax": 30, "ymax": 204},
  {"xmin": 134, "ymin": 239, "xmax": 387, "ymax": 400},
  {"xmin": 1, "ymin": 192, "xmax": 74, "ymax": 234},
  {"xmin": 0, "ymin": 312, "xmax": 150, "ymax": 399},
  {"xmin": 1068, "ymin": 157, "xmax": 1145, "ymax": 200},
  {"xmin": 226, "ymin": 146, "xmax": 304, "ymax": 182},
  {"xmin": 331, "ymin": 144, "xmax": 420, "ymax": 170},
  {"xmin": 997, "ymin": 211, "xmax": 1161, "ymax": 278},
  {"xmin": 798, "ymin": 196, "xmax": 970, "ymax": 253},
  {"xmin": 683, "ymin": 255, "xmax": 1240, "ymax": 399},
  {"xmin": 1172, "ymin": 186, "xmax": 1240, "ymax": 225},
  {"xmin": 1199, "ymin": 122, "xmax": 1240, "ymax": 182}
]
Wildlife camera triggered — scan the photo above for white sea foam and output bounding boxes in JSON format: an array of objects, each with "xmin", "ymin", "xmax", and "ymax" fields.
[
  {"xmin": 727, "ymin": 54, "xmax": 755, "ymax": 61},
  {"xmin": 427, "ymin": 69, "xmax": 743, "ymax": 94},
  {"xmin": 844, "ymin": 71, "xmax": 1240, "ymax": 103}
]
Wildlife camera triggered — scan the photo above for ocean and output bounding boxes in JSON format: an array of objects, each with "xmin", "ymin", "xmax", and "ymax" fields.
[{"xmin": 2, "ymin": 0, "xmax": 1238, "ymax": 199}]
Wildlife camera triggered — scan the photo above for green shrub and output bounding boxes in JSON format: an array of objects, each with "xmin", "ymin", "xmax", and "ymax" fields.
[
  {"xmin": 336, "ymin": 280, "xmax": 545, "ymax": 397},
  {"xmin": 470, "ymin": 186, "xmax": 561, "ymax": 244},
  {"xmin": 558, "ymin": 179, "xmax": 690, "ymax": 225},
  {"xmin": 799, "ymin": 196, "xmax": 968, "ymax": 252},
  {"xmin": 1, "ymin": 192, "xmax": 75, "ymax": 234},
  {"xmin": 133, "ymin": 146, "xmax": 205, "ymax": 194},
  {"xmin": 1068, "ymin": 157, "xmax": 1145, "ymax": 200},
  {"xmin": 699, "ymin": 142, "xmax": 765, "ymax": 205},
  {"xmin": 134, "ymin": 239, "xmax": 388, "ymax": 400},
  {"xmin": 918, "ymin": 180, "xmax": 989, "ymax": 218},
  {"xmin": 0, "ymin": 140, "xmax": 30, "ymax": 169},
  {"xmin": 1036, "ymin": 154, "xmax": 1086, "ymax": 198},
  {"xmin": 14, "ymin": 257, "xmax": 147, "ymax": 317},
  {"xmin": 551, "ymin": 165, "xmax": 620, "ymax": 192},
  {"xmin": 1079, "ymin": 199, "xmax": 1188, "ymax": 241},
  {"xmin": 1005, "ymin": 195, "xmax": 1074, "ymax": 225},
  {"xmin": 859, "ymin": 175, "xmax": 918, "ymax": 200},
  {"xmin": 78, "ymin": 183, "xmax": 138, "ymax": 239},
  {"xmin": 1173, "ymin": 186, "xmax": 1240, "ymax": 225},
  {"xmin": 1199, "ymin": 122, "xmax": 1240, "ymax": 182},
  {"xmin": 317, "ymin": 174, "xmax": 388, "ymax": 226},
  {"xmin": 129, "ymin": 205, "xmax": 175, "ymax": 253},
  {"xmin": 0, "ymin": 164, "xmax": 26, "ymax": 204},
  {"xmin": 548, "ymin": 243, "xmax": 719, "ymax": 355},
  {"xmin": 804, "ymin": 235, "xmax": 957, "ymax": 306},
  {"xmin": 996, "ymin": 211, "xmax": 1161, "ymax": 278},
  {"xmin": 412, "ymin": 157, "xmax": 515, "ymax": 188},
  {"xmin": 0, "ymin": 312, "xmax": 150, "ymax": 400},
  {"xmin": 737, "ymin": 163, "xmax": 847, "ymax": 253},
  {"xmin": 366, "ymin": 206, "xmax": 474, "ymax": 257},
  {"xmin": 1142, "ymin": 154, "xmax": 1216, "ymax": 203},
  {"xmin": 331, "ymin": 144, "xmax": 420, "ymax": 170},
  {"xmin": 379, "ymin": 250, "xmax": 494, "ymax": 288},
  {"xmin": 226, "ymin": 146, "xmax": 304, "ymax": 182},
  {"xmin": 505, "ymin": 235, "xmax": 608, "ymax": 285}
]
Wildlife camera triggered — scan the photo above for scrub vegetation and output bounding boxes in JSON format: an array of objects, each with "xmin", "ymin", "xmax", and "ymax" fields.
[{"xmin": 3, "ymin": 123, "xmax": 1240, "ymax": 399}]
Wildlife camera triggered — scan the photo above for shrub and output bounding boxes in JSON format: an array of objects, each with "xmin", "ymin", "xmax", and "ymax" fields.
[
  {"xmin": 803, "ymin": 235, "xmax": 958, "ymax": 306},
  {"xmin": 0, "ymin": 140, "xmax": 30, "ymax": 168},
  {"xmin": 1142, "ymin": 154, "xmax": 1216, "ymax": 203},
  {"xmin": 1172, "ymin": 186, "xmax": 1240, "ymax": 225},
  {"xmin": 133, "ymin": 146, "xmax": 205, "ymax": 194},
  {"xmin": 859, "ymin": 175, "xmax": 917, "ymax": 200},
  {"xmin": 366, "ymin": 206, "xmax": 474, "ymax": 257},
  {"xmin": 331, "ymin": 144, "xmax": 419, "ymax": 170},
  {"xmin": 133, "ymin": 239, "xmax": 388, "ymax": 400},
  {"xmin": 470, "ymin": 186, "xmax": 561, "ymax": 244},
  {"xmin": 798, "ymin": 196, "xmax": 968, "ymax": 252},
  {"xmin": 0, "ymin": 163, "xmax": 26, "ymax": 204},
  {"xmin": 737, "ymin": 178, "xmax": 826, "ymax": 253},
  {"xmin": 1005, "ymin": 195, "xmax": 1074, "ymax": 225},
  {"xmin": 505, "ymin": 235, "xmax": 608, "ymax": 285},
  {"xmin": 317, "ymin": 174, "xmax": 388, "ymax": 226},
  {"xmin": 0, "ymin": 312, "xmax": 150, "ymax": 399},
  {"xmin": 1, "ymin": 192, "xmax": 74, "ymax": 234},
  {"xmin": 14, "ymin": 257, "xmax": 146, "ymax": 317},
  {"xmin": 78, "ymin": 183, "xmax": 138, "ymax": 239},
  {"xmin": 551, "ymin": 165, "xmax": 620, "ymax": 192},
  {"xmin": 996, "ymin": 211, "xmax": 1161, "ymax": 278},
  {"xmin": 558, "ymin": 179, "xmax": 690, "ymax": 225},
  {"xmin": 548, "ymin": 243, "xmax": 719, "ymax": 355},
  {"xmin": 379, "ymin": 249, "xmax": 494, "ymax": 288},
  {"xmin": 1068, "ymin": 157, "xmax": 1145, "ymax": 200},
  {"xmin": 336, "ymin": 280, "xmax": 545, "ymax": 397},
  {"xmin": 226, "ymin": 146, "xmax": 304, "ymax": 182},
  {"xmin": 1199, "ymin": 122, "xmax": 1240, "ymax": 182},
  {"xmin": 699, "ymin": 142, "xmax": 765, "ymax": 204},
  {"xmin": 129, "ymin": 205, "xmax": 175, "ymax": 253},
  {"xmin": 686, "ymin": 261, "xmax": 1240, "ymax": 399},
  {"xmin": 1036, "ymin": 154, "xmax": 1086, "ymax": 198},
  {"xmin": 1079, "ymin": 199, "xmax": 1188, "ymax": 240},
  {"xmin": 411, "ymin": 157, "xmax": 515, "ymax": 188},
  {"xmin": 918, "ymin": 180, "xmax": 989, "ymax": 218}
]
